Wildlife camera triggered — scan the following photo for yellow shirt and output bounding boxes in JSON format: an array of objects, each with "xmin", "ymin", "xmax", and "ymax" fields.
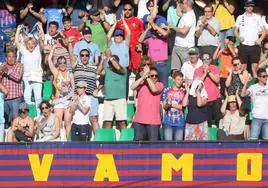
[{"xmin": 215, "ymin": 4, "xmax": 235, "ymax": 30}]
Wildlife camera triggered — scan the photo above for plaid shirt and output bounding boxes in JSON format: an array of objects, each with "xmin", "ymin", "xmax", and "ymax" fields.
[{"xmin": 0, "ymin": 62, "xmax": 23, "ymax": 100}]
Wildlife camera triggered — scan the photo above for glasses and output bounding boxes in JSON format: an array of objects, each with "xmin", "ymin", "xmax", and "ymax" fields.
[
  {"xmin": 19, "ymin": 109, "xmax": 29, "ymax": 114},
  {"xmin": 233, "ymin": 63, "xmax": 239, "ymax": 67},
  {"xmin": 260, "ymin": 75, "xmax": 268, "ymax": 78},
  {"xmin": 77, "ymin": 86, "xmax": 86, "ymax": 89},
  {"xmin": 124, "ymin": 8, "xmax": 132, "ymax": 11},
  {"xmin": 150, "ymin": 74, "xmax": 158, "ymax": 78},
  {"xmin": 58, "ymin": 61, "xmax": 66, "ymax": 65},
  {"xmin": 41, "ymin": 106, "xmax": 49, "ymax": 110},
  {"xmin": 93, "ymin": 13, "xmax": 100, "ymax": 16},
  {"xmin": 80, "ymin": 54, "xmax": 89, "ymax": 57},
  {"xmin": 264, "ymin": 48, "xmax": 268, "ymax": 51},
  {"xmin": 115, "ymin": 34, "xmax": 123, "ymax": 37},
  {"xmin": 202, "ymin": 56, "xmax": 211, "ymax": 61}
]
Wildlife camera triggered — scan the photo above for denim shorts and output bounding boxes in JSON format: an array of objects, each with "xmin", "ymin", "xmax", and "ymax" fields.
[{"xmin": 89, "ymin": 96, "xmax": 99, "ymax": 116}]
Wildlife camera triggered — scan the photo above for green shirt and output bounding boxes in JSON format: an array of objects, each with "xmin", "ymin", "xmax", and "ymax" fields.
[
  {"xmin": 85, "ymin": 21, "xmax": 107, "ymax": 52},
  {"xmin": 104, "ymin": 67, "xmax": 127, "ymax": 100}
]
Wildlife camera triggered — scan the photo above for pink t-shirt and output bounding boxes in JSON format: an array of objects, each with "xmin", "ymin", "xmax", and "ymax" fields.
[
  {"xmin": 133, "ymin": 81, "xmax": 164, "ymax": 125},
  {"xmin": 145, "ymin": 37, "xmax": 168, "ymax": 62},
  {"xmin": 194, "ymin": 64, "xmax": 220, "ymax": 102}
]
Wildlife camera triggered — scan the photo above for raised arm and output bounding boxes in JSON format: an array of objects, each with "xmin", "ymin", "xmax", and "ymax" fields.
[
  {"xmin": 220, "ymin": 91, "xmax": 228, "ymax": 115},
  {"xmin": 15, "ymin": 25, "xmax": 23, "ymax": 49},
  {"xmin": 149, "ymin": 17, "xmax": 168, "ymax": 38},
  {"xmin": 48, "ymin": 45, "xmax": 59, "ymax": 76},
  {"xmin": 223, "ymin": 0, "xmax": 235, "ymax": 15},
  {"xmin": 131, "ymin": 66, "xmax": 150, "ymax": 90},
  {"xmin": 0, "ymin": 82, "xmax": 8, "ymax": 96},
  {"xmin": 138, "ymin": 26, "xmax": 150, "ymax": 43},
  {"xmin": 110, "ymin": 56, "xmax": 125, "ymax": 73},
  {"xmin": 107, "ymin": 19, "xmax": 117, "ymax": 47},
  {"xmin": 122, "ymin": 16, "xmax": 131, "ymax": 46},
  {"xmin": 162, "ymin": 0, "xmax": 171, "ymax": 12}
]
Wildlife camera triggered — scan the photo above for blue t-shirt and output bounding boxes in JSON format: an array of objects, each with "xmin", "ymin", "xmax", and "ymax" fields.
[
  {"xmin": 0, "ymin": 29, "xmax": 10, "ymax": 63},
  {"xmin": 73, "ymin": 40, "xmax": 101, "ymax": 64},
  {"xmin": 110, "ymin": 40, "xmax": 129, "ymax": 67},
  {"xmin": 162, "ymin": 87, "xmax": 185, "ymax": 127},
  {"xmin": 44, "ymin": 8, "xmax": 64, "ymax": 31}
]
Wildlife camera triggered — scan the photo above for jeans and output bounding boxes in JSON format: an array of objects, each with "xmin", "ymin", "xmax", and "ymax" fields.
[
  {"xmin": 4, "ymin": 97, "xmax": 23, "ymax": 126},
  {"xmin": 134, "ymin": 123, "xmax": 160, "ymax": 141},
  {"xmin": 23, "ymin": 77, "xmax": 42, "ymax": 116},
  {"xmin": 219, "ymin": 28, "xmax": 234, "ymax": 49},
  {"xmin": 155, "ymin": 61, "xmax": 169, "ymax": 88},
  {"xmin": 164, "ymin": 126, "xmax": 184, "ymax": 141},
  {"xmin": 250, "ymin": 118, "xmax": 268, "ymax": 140}
]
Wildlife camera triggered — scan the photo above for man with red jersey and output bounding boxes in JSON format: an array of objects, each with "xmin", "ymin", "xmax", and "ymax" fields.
[{"xmin": 116, "ymin": 2, "xmax": 144, "ymax": 72}]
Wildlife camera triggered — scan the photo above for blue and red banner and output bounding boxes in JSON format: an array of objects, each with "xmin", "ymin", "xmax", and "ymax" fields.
[{"xmin": 0, "ymin": 142, "xmax": 267, "ymax": 187}]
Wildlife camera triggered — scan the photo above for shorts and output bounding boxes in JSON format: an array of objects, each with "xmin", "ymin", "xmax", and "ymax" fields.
[
  {"xmin": 103, "ymin": 98, "xmax": 127, "ymax": 121},
  {"xmin": 89, "ymin": 96, "xmax": 99, "ymax": 116},
  {"xmin": 53, "ymin": 100, "xmax": 71, "ymax": 109},
  {"xmin": 238, "ymin": 44, "xmax": 261, "ymax": 65}
]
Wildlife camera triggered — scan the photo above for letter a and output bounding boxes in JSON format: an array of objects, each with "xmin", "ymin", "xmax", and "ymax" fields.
[
  {"xmin": 161, "ymin": 153, "xmax": 193, "ymax": 181},
  {"xmin": 237, "ymin": 153, "xmax": 262, "ymax": 181},
  {"xmin": 94, "ymin": 154, "xmax": 119, "ymax": 182},
  {"xmin": 28, "ymin": 154, "xmax": 54, "ymax": 181}
]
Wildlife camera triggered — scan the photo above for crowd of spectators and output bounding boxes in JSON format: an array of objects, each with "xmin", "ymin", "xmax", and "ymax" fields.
[{"xmin": 0, "ymin": 0, "xmax": 268, "ymax": 142}]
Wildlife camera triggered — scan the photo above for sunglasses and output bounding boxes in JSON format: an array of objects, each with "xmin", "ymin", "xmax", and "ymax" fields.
[
  {"xmin": 233, "ymin": 63, "xmax": 239, "ymax": 67},
  {"xmin": 260, "ymin": 75, "xmax": 268, "ymax": 78},
  {"xmin": 115, "ymin": 34, "xmax": 123, "ymax": 37},
  {"xmin": 41, "ymin": 106, "xmax": 49, "ymax": 110},
  {"xmin": 58, "ymin": 61, "xmax": 66, "ymax": 65},
  {"xmin": 19, "ymin": 109, "xmax": 29, "ymax": 114},
  {"xmin": 94, "ymin": 13, "xmax": 100, "ymax": 16},
  {"xmin": 150, "ymin": 74, "xmax": 158, "ymax": 78},
  {"xmin": 124, "ymin": 8, "xmax": 132, "ymax": 11},
  {"xmin": 80, "ymin": 54, "xmax": 89, "ymax": 57},
  {"xmin": 202, "ymin": 56, "xmax": 211, "ymax": 61}
]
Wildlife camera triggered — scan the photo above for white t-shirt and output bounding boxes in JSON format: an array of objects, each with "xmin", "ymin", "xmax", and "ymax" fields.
[
  {"xmin": 236, "ymin": 13, "xmax": 262, "ymax": 46},
  {"xmin": 44, "ymin": 33, "xmax": 57, "ymax": 45},
  {"xmin": 137, "ymin": 0, "xmax": 150, "ymax": 19},
  {"xmin": 20, "ymin": 45, "xmax": 43, "ymax": 83},
  {"xmin": 72, "ymin": 95, "xmax": 91, "ymax": 125},
  {"xmin": 248, "ymin": 83, "xmax": 268, "ymax": 119},
  {"xmin": 175, "ymin": 10, "xmax": 196, "ymax": 48},
  {"xmin": 181, "ymin": 59, "xmax": 203, "ymax": 81},
  {"xmin": 261, "ymin": 16, "xmax": 268, "ymax": 30}
]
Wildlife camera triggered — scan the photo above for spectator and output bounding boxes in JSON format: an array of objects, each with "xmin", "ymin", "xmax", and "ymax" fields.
[
  {"xmin": 214, "ymin": 0, "xmax": 236, "ymax": 49},
  {"xmin": 137, "ymin": 0, "xmax": 150, "ymax": 19},
  {"xmin": 218, "ymin": 90, "xmax": 246, "ymax": 140},
  {"xmin": 213, "ymin": 36, "xmax": 238, "ymax": 96},
  {"xmin": 169, "ymin": 0, "xmax": 196, "ymax": 72},
  {"xmin": 234, "ymin": 0, "xmax": 266, "ymax": 77},
  {"xmin": 48, "ymin": 45, "xmax": 75, "ymax": 138},
  {"xmin": 44, "ymin": 21, "xmax": 60, "ymax": 46},
  {"xmin": 0, "ymin": 82, "xmax": 7, "ymax": 141},
  {"xmin": 70, "ymin": 81, "xmax": 92, "ymax": 141},
  {"xmin": 35, "ymin": 101, "xmax": 60, "ymax": 142},
  {"xmin": 225, "ymin": 57, "xmax": 250, "ymax": 96},
  {"xmin": 183, "ymin": 79, "xmax": 209, "ymax": 140},
  {"xmin": 139, "ymin": 17, "xmax": 168, "ymax": 87},
  {"xmin": 7, "ymin": 103, "xmax": 34, "ymax": 142},
  {"xmin": 194, "ymin": 53, "xmax": 221, "ymax": 127},
  {"xmin": 131, "ymin": 66, "xmax": 164, "ymax": 141},
  {"xmin": 98, "ymin": 51, "xmax": 127, "ymax": 131},
  {"xmin": 116, "ymin": 2, "xmax": 144, "ymax": 72},
  {"xmin": 0, "ymin": 29, "xmax": 10, "ymax": 64},
  {"xmin": 79, "ymin": 7, "xmax": 111, "ymax": 53},
  {"xmin": 258, "ymin": 39, "xmax": 268, "ymax": 73},
  {"xmin": 107, "ymin": 16, "xmax": 131, "ymax": 68},
  {"xmin": 73, "ymin": 27, "xmax": 101, "ymax": 66},
  {"xmin": 73, "ymin": 48, "xmax": 101, "ymax": 134},
  {"xmin": 162, "ymin": 71, "xmax": 186, "ymax": 141},
  {"xmin": 15, "ymin": 23, "xmax": 44, "ymax": 115},
  {"xmin": 62, "ymin": 16, "xmax": 82, "ymax": 47},
  {"xmin": 0, "ymin": 49, "xmax": 23, "ymax": 126},
  {"xmin": 195, "ymin": 5, "xmax": 220, "ymax": 56},
  {"xmin": 241, "ymin": 68, "xmax": 268, "ymax": 140},
  {"xmin": 181, "ymin": 47, "xmax": 203, "ymax": 84},
  {"xmin": 19, "ymin": 2, "xmax": 43, "ymax": 29}
]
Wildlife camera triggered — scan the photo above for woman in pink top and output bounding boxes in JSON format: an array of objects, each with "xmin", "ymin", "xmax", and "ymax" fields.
[{"xmin": 131, "ymin": 66, "xmax": 164, "ymax": 141}]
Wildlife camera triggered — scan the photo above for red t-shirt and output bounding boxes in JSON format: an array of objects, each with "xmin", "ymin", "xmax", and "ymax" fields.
[
  {"xmin": 116, "ymin": 16, "xmax": 144, "ymax": 48},
  {"xmin": 63, "ymin": 27, "xmax": 81, "ymax": 47},
  {"xmin": 194, "ymin": 64, "xmax": 220, "ymax": 102}
]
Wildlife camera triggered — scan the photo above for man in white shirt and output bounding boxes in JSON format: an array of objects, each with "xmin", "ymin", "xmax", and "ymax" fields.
[
  {"xmin": 169, "ymin": 0, "xmax": 196, "ymax": 72},
  {"xmin": 70, "ymin": 81, "xmax": 91, "ymax": 141},
  {"xmin": 181, "ymin": 47, "xmax": 202, "ymax": 84},
  {"xmin": 195, "ymin": 5, "xmax": 220, "ymax": 57},
  {"xmin": 241, "ymin": 68, "xmax": 268, "ymax": 140},
  {"xmin": 234, "ymin": 0, "xmax": 266, "ymax": 78}
]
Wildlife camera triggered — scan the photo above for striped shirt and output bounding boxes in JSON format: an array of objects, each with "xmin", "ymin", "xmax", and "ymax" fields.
[
  {"xmin": 0, "ymin": 63, "xmax": 23, "ymax": 100},
  {"xmin": 73, "ymin": 62, "xmax": 97, "ymax": 95},
  {"xmin": 0, "ymin": 9, "xmax": 16, "ymax": 29}
]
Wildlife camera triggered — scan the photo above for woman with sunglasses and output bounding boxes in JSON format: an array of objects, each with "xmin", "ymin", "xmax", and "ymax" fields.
[
  {"xmin": 7, "ymin": 103, "xmax": 34, "ymax": 142},
  {"xmin": 48, "ymin": 45, "xmax": 75, "ymax": 138},
  {"xmin": 35, "ymin": 101, "xmax": 60, "ymax": 142},
  {"xmin": 258, "ymin": 40, "xmax": 268, "ymax": 73},
  {"xmin": 131, "ymin": 66, "xmax": 164, "ymax": 141}
]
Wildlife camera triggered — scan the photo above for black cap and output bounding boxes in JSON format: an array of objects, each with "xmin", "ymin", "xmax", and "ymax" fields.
[
  {"xmin": 244, "ymin": 0, "xmax": 255, "ymax": 6},
  {"xmin": 82, "ymin": 27, "xmax": 92, "ymax": 35},
  {"xmin": 88, "ymin": 7, "xmax": 100, "ymax": 16}
]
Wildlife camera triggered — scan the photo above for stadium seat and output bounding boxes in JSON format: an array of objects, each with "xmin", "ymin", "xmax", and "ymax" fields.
[
  {"xmin": 119, "ymin": 128, "xmax": 134, "ymax": 141},
  {"xmin": 94, "ymin": 128, "xmax": 116, "ymax": 141},
  {"xmin": 208, "ymin": 127, "xmax": 218, "ymax": 141},
  {"xmin": 159, "ymin": 127, "xmax": 164, "ymax": 140},
  {"xmin": 127, "ymin": 103, "xmax": 135, "ymax": 125},
  {"xmin": 42, "ymin": 80, "xmax": 53, "ymax": 101},
  {"xmin": 27, "ymin": 104, "xmax": 37, "ymax": 118}
]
